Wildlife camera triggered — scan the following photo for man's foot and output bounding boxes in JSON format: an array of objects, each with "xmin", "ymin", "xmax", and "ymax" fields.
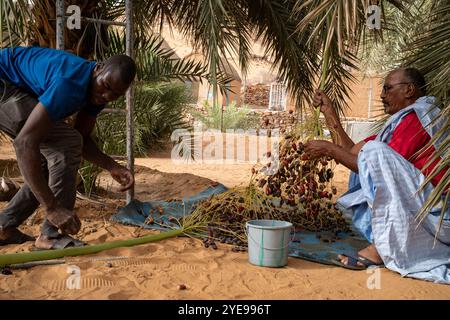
[
  {"xmin": 338, "ymin": 244, "xmax": 384, "ymax": 268},
  {"xmin": 34, "ymin": 234, "xmax": 86, "ymax": 250},
  {"xmin": 0, "ymin": 228, "xmax": 35, "ymax": 246}
]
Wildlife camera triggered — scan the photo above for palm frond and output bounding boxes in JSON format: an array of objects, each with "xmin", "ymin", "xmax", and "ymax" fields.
[
  {"xmin": 0, "ymin": 0, "xmax": 31, "ymax": 47},
  {"xmin": 107, "ymin": 29, "xmax": 208, "ymax": 83},
  {"xmin": 406, "ymin": 1, "xmax": 450, "ymax": 105},
  {"xmin": 96, "ymin": 83, "xmax": 191, "ymax": 156},
  {"xmin": 246, "ymin": 0, "xmax": 319, "ymax": 111},
  {"xmin": 358, "ymin": 0, "xmax": 427, "ymax": 76},
  {"xmin": 402, "ymin": 0, "xmax": 450, "ymax": 231},
  {"xmin": 292, "ymin": 0, "xmax": 409, "ymax": 115},
  {"xmin": 169, "ymin": 0, "xmax": 250, "ymax": 104}
]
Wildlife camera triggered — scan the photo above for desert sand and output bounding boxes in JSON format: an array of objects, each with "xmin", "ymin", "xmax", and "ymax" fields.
[{"xmin": 0, "ymin": 141, "xmax": 450, "ymax": 300}]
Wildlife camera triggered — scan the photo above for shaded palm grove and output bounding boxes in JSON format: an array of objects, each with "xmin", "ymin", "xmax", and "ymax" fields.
[{"xmin": 1, "ymin": 0, "xmax": 448, "ymax": 221}]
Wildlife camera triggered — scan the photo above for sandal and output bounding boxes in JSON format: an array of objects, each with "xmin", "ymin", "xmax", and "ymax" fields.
[
  {"xmin": 333, "ymin": 253, "xmax": 384, "ymax": 270},
  {"xmin": 32, "ymin": 234, "xmax": 86, "ymax": 250}
]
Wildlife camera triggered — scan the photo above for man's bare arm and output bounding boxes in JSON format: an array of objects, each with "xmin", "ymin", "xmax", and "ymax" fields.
[
  {"xmin": 304, "ymin": 140, "xmax": 359, "ymax": 173},
  {"xmin": 328, "ymin": 144, "xmax": 359, "ymax": 172},
  {"xmin": 13, "ymin": 103, "xmax": 55, "ymax": 209},
  {"xmin": 74, "ymin": 110, "xmax": 134, "ymax": 191},
  {"xmin": 13, "ymin": 103, "xmax": 80, "ymax": 234},
  {"xmin": 74, "ymin": 110, "xmax": 118, "ymax": 171}
]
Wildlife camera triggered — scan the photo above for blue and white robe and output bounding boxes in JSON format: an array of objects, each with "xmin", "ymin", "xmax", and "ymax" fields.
[{"xmin": 338, "ymin": 96, "xmax": 450, "ymax": 284}]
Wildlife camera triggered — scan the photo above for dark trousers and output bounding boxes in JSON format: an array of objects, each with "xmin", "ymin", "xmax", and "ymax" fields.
[{"xmin": 0, "ymin": 80, "xmax": 83, "ymax": 237}]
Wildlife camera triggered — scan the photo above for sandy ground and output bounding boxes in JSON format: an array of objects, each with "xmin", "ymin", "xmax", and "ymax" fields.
[{"xmin": 0, "ymin": 141, "xmax": 450, "ymax": 300}]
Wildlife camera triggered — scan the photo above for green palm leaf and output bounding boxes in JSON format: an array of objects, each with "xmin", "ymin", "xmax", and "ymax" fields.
[
  {"xmin": 402, "ymin": 0, "xmax": 450, "ymax": 235},
  {"xmin": 247, "ymin": 0, "xmax": 319, "ymax": 110},
  {"xmin": 292, "ymin": 0, "xmax": 408, "ymax": 115},
  {"xmin": 0, "ymin": 0, "xmax": 31, "ymax": 47},
  {"xmin": 107, "ymin": 29, "xmax": 208, "ymax": 83}
]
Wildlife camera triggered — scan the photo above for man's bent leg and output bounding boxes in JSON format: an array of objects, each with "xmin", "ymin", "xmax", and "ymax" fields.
[
  {"xmin": 0, "ymin": 81, "xmax": 83, "ymax": 240},
  {"xmin": 0, "ymin": 81, "xmax": 45, "ymax": 239},
  {"xmin": 39, "ymin": 122, "xmax": 83, "ymax": 238},
  {"xmin": 358, "ymin": 141, "xmax": 450, "ymax": 283},
  {"xmin": 0, "ymin": 185, "xmax": 40, "ymax": 230},
  {"xmin": 0, "ymin": 155, "xmax": 49, "ymax": 231}
]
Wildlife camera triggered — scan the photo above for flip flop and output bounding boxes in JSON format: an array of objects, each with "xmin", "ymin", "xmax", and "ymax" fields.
[
  {"xmin": 332, "ymin": 253, "xmax": 384, "ymax": 270},
  {"xmin": 0, "ymin": 228, "xmax": 35, "ymax": 246},
  {"xmin": 32, "ymin": 235, "xmax": 86, "ymax": 251}
]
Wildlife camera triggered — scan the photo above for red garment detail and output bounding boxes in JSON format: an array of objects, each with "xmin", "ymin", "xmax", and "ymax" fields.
[
  {"xmin": 364, "ymin": 135, "xmax": 376, "ymax": 142},
  {"xmin": 363, "ymin": 112, "xmax": 448, "ymax": 187}
]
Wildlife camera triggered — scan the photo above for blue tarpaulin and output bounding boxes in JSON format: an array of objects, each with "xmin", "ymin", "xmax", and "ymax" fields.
[{"xmin": 111, "ymin": 184, "xmax": 370, "ymax": 268}]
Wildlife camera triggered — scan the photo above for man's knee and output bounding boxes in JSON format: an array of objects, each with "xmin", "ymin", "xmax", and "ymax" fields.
[
  {"xmin": 359, "ymin": 140, "xmax": 402, "ymax": 163},
  {"xmin": 360, "ymin": 140, "xmax": 416, "ymax": 176},
  {"xmin": 62, "ymin": 130, "xmax": 83, "ymax": 168}
]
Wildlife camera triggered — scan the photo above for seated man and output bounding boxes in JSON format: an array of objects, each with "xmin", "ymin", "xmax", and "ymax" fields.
[
  {"xmin": 304, "ymin": 68, "xmax": 450, "ymax": 284},
  {"xmin": 0, "ymin": 46, "xmax": 136, "ymax": 249}
]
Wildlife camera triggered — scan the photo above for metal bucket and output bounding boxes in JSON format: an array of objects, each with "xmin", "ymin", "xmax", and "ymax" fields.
[{"xmin": 246, "ymin": 220, "xmax": 293, "ymax": 267}]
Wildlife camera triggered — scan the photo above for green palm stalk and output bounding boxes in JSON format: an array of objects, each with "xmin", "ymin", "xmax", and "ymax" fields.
[
  {"xmin": 0, "ymin": 229, "xmax": 184, "ymax": 267},
  {"xmin": 315, "ymin": 23, "xmax": 331, "ymax": 138}
]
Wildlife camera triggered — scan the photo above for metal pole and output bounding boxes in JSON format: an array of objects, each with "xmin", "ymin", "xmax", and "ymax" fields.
[
  {"xmin": 55, "ymin": 0, "xmax": 133, "ymax": 201},
  {"xmin": 56, "ymin": 0, "xmax": 65, "ymax": 50},
  {"xmin": 125, "ymin": 0, "xmax": 135, "ymax": 203}
]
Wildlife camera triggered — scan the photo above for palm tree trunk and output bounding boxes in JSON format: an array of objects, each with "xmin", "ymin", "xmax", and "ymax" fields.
[{"xmin": 30, "ymin": 0, "xmax": 108, "ymax": 58}]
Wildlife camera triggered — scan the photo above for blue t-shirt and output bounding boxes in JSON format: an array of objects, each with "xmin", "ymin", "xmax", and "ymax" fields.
[{"xmin": 0, "ymin": 46, "xmax": 105, "ymax": 121}]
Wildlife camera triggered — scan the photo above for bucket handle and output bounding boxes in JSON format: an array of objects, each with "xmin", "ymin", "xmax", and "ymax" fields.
[{"xmin": 245, "ymin": 225, "xmax": 295, "ymax": 251}]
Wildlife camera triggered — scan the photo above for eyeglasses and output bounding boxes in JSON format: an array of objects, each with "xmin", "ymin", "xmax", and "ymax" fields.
[{"xmin": 382, "ymin": 82, "xmax": 411, "ymax": 93}]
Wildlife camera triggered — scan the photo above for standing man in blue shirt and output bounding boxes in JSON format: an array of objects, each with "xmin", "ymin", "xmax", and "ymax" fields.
[{"xmin": 0, "ymin": 46, "xmax": 136, "ymax": 249}]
